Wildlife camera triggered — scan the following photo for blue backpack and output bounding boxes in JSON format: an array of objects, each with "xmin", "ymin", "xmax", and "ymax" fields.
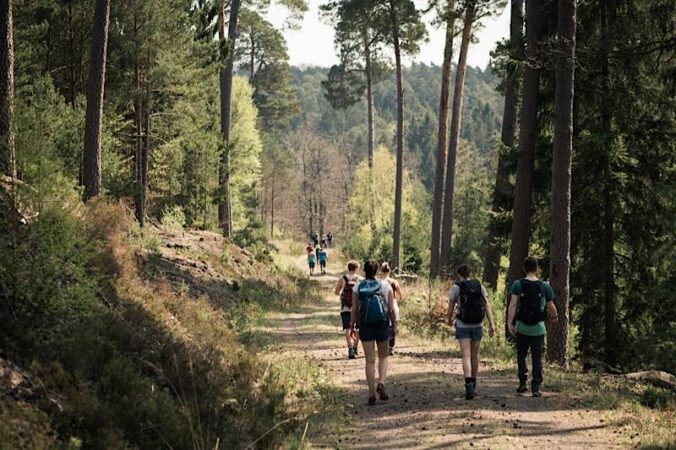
[{"xmin": 358, "ymin": 280, "xmax": 389, "ymax": 326}]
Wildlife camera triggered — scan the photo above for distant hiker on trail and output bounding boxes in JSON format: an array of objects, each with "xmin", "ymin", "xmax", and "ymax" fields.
[
  {"xmin": 448, "ymin": 265, "xmax": 496, "ymax": 400},
  {"xmin": 315, "ymin": 243, "xmax": 321, "ymax": 262},
  {"xmin": 311, "ymin": 231, "xmax": 319, "ymax": 246},
  {"xmin": 321, "ymin": 234, "xmax": 327, "ymax": 247},
  {"xmin": 306, "ymin": 241, "xmax": 314, "ymax": 254},
  {"xmin": 307, "ymin": 250, "xmax": 316, "ymax": 276},
  {"xmin": 507, "ymin": 257, "xmax": 558, "ymax": 397},
  {"xmin": 327, "ymin": 231, "xmax": 333, "ymax": 248},
  {"xmin": 319, "ymin": 247, "xmax": 328, "ymax": 274},
  {"xmin": 380, "ymin": 262, "xmax": 402, "ymax": 356},
  {"xmin": 351, "ymin": 260, "xmax": 396, "ymax": 406},
  {"xmin": 334, "ymin": 261, "xmax": 363, "ymax": 359}
]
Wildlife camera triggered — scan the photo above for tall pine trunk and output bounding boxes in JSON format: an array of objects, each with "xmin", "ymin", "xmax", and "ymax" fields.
[
  {"xmin": 547, "ymin": 0, "xmax": 577, "ymax": 366},
  {"xmin": 600, "ymin": 0, "xmax": 617, "ymax": 366},
  {"xmin": 483, "ymin": 0, "xmax": 523, "ymax": 288},
  {"xmin": 430, "ymin": 2, "xmax": 455, "ymax": 278},
  {"xmin": 0, "ymin": 0, "xmax": 14, "ymax": 179},
  {"xmin": 505, "ymin": 0, "xmax": 543, "ymax": 289},
  {"xmin": 439, "ymin": 0, "xmax": 475, "ymax": 278},
  {"xmin": 218, "ymin": 0, "xmax": 241, "ymax": 237},
  {"xmin": 389, "ymin": 0, "xmax": 404, "ymax": 272},
  {"xmin": 82, "ymin": 0, "xmax": 110, "ymax": 201}
]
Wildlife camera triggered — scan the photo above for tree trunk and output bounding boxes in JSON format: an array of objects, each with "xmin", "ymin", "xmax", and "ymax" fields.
[
  {"xmin": 82, "ymin": 0, "xmax": 110, "ymax": 201},
  {"xmin": 67, "ymin": 0, "xmax": 76, "ymax": 109},
  {"xmin": 505, "ymin": 0, "xmax": 543, "ymax": 289},
  {"xmin": 439, "ymin": 0, "xmax": 475, "ymax": 278},
  {"xmin": 0, "ymin": 0, "xmax": 14, "ymax": 179},
  {"xmin": 483, "ymin": 0, "xmax": 523, "ymax": 288},
  {"xmin": 270, "ymin": 170, "xmax": 275, "ymax": 239},
  {"xmin": 134, "ymin": 65, "xmax": 144, "ymax": 225},
  {"xmin": 547, "ymin": 0, "xmax": 576, "ymax": 366},
  {"xmin": 430, "ymin": 1, "xmax": 455, "ymax": 279},
  {"xmin": 389, "ymin": 0, "xmax": 404, "ymax": 272},
  {"xmin": 364, "ymin": 31, "xmax": 377, "ymax": 225},
  {"xmin": 600, "ymin": 0, "xmax": 617, "ymax": 366},
  {"xmin": 218, "ymin": 0, "xmax": 241, "ymax": 237}
]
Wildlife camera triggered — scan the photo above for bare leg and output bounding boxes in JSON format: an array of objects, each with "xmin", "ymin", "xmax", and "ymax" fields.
[
  {"xmin": 376, "ymin": 340, "xmax": 390, "ymax": 384},
  {"xmin": 362, "ymin": 340, "xmax": 377, "ymax": 397},
  {"xmin": 345, "ymin": 329, "xmax": 353, "ymax": 348},
  {"xmin": 459, "ymin": 339, "xmax": 472, "ymax": 378},
  {"xmin": 470, "ymin": 340, "xmax": 481, "ymax": 379}
]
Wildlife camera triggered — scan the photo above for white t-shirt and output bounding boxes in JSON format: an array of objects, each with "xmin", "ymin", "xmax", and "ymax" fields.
[
  {"xmin": 353, "ymin": 279, "xmax": 393, "ymax": 300},
  {"xmin": 340, "ymin": 274, "xmax": 363, "ymax": 312},
  {"xmin": 448, "ymin": 280, "xmax": 488, "ymax": 328}
]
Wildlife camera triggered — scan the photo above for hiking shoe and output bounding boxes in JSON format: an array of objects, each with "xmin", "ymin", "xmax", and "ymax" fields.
[
  {"xmin": 376, "ymin": 383, "xmax": 389, "ymax": 401},
  {"xmin": 516, "ymin": 383, "xmax": 528, "ymax": 394},
  {"xmin": 532, "ymin": 387, "xmax": 542, "ymax": 397},
  {"xmin": 465, "ymin": 382, "xmax": 475, "ymax": 400},
  {"xmin": 367, "ymin": 396, "xmax": 376, "ymax": 406},
  {"xmin": 388, "ymin": 347, "xmax": 394, "ymax": 356},
  {"xmin": 348, "ymin": 347, "xmax": 356, "ymax": 359},
  {"xmin": 354, "ymin": 346, "xmax": 358, "ymax": 356}
]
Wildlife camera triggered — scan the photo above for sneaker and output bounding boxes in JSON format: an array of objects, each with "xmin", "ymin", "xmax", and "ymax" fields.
[
  {"xmin": 388, "ymin": 347, "xmax": 394, "ymax": 356},
  {"xmin": 532, "ymin": 386, "xmax": 542, "ymax": 397},
  {"xmin": 465, "ymin": 382, "xmax": 475, "ymax": 400},
  {"xmin": 376, "ymin": 383, "xmax": 389, "ymax": 401},
  {"xmin": 348, "ymin": 347, "xmax": 356, "ymax": 359},
  {"xmin": 516, "ymin": 383, "xmax": 528, "ymax": 394},
  {"xmin": 367, "ymin": 396, "xmax": 376, "ymax": 406}
]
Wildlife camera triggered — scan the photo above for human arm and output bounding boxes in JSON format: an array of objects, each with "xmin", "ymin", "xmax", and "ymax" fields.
[
  {"xmin": 546, "ymin": 300, "xmax": 558, "ymax": 322},
  {"xmin": 350, "ymin": 290, "xmax": 359, "ymax": 329},
  {"xmin": 447, "ymin": 284, "xmax": 458, "ymax": 326},
  {"xmin": 387, "ymin": 288, "xmax": 397, "ymax": 336},
  {"xmin": 482, "ymin": 285, "xmax": 496, "ymax": 337},
  {"xmin": 393, "ymin": 281, "xmax": 403, "ymax": 300},
  {"xmin": 334, "ymin": 277, "xmax": 345, "ymax": 296},
  {"xmin": 507, "ymin": 294, "xmax": 518, "ymax": 336}
]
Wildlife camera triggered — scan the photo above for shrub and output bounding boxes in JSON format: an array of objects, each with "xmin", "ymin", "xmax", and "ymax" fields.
[{"xmin": 161, "ymin": 205, "xmax": 187, "ymax": 231}]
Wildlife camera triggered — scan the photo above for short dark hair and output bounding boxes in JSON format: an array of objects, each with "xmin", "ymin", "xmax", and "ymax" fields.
[
  {"xmin": 457, "ymin": 264, "xmax": 471, "ymax": 278},
  {"xmin": 347, "ymin": 260, "xmax": 359, "ymax": 272},
  {"xmin": 364, "ymin": 259, "xmax": 379, "ymax": 279},
  {"xmin": 523, "ymin": 257, "xmax": 539, "ymax": 274}
]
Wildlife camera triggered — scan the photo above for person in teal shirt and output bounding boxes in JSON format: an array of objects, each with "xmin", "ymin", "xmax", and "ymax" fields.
[{"xmin": 507, "ymin": 257, "xmax": 559, "ymax": 397}]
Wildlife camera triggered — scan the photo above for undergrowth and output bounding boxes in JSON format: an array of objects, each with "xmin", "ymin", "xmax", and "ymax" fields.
[{"xmin": 0, "ymin": 196, "xmax": 326, "ymax": 449}]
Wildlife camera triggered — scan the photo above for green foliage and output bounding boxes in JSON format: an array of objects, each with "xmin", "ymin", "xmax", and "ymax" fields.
[{"xmin": 161, "ymin": 205, "xmax": 187, "ymax": 231}]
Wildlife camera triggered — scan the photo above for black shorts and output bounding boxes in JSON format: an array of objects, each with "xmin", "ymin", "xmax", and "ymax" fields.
[{"xmin": 340, "ymin": 311, "xmax": 351, "ymax": 330}]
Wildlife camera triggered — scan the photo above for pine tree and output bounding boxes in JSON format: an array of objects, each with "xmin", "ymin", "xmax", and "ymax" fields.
[
  {"xmin": 82, "ymin": 0, "xmax": 110, "ymax": 201},
  {"xmin": 547, "ymin": 0, "xmax": 577, "ymax": 366},
  {"xmin": 0, "ymin": 0, "xmax": 14, "ymax": 179}
]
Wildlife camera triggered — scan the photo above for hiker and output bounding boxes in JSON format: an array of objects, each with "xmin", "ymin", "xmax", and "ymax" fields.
[
  {"xmin": 319, "ymin": 247, "xmax": 328, "ymax": 274},
  {"xmin": 334, "ymin": 260, "xmax": 363, "ymax": 359},
  {"xmin": 507, "ymin": 256, "xmax": 558, "ymax": 397},
  {"xmin": 306, "ymin": 241, "xmax": 314, "ymax": 254},
  {"xmin": 327, "ymin": 231, "xmax": 333, "ymax": 248},
  {"xmin": 321, "ymin": 234, "xmax": 327, "ymax": 248},
  {"xmin": 448, "ymin": 265, "xmax": 496, "ymax": 400},
  {"xmin": 315, "ymin": 243, "xmax": 321, "ymax": 262},
  {"xmin": 380, "ymin": 262, "xmax": 402, "ymax": 356},
  {"xmin": 311, "ymin": 231, "xmax": 319, "ymax": 246},
  {"xmin": 350, "ymin": 260, "xmax": 396, "ymax": 406},
  {"xmin": 307, "ymin": 250, "xmax": 316, "ymax": 276}
]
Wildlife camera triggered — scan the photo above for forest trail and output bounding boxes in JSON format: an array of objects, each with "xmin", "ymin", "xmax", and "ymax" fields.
[{"xmin": 264, "ymin": 245, "xmax": 637, "ymax": 449}]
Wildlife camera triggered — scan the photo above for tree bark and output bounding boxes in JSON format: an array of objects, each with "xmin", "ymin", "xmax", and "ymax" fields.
[
  {"xmin": 389, "ymin": 0, "xmax": 404, "ymax": 272},
  {"xmin": 547, "ymin": 0, "xmax": 577, "ymax": 366},
  {"xmin": 0, "ymin": 0, "xmax": 14, "ymax": 179},
  {"xmin": 134, "ymin": 65, "xmax": 144, "ymax": 225},
  {"xmin": 218, "ymin": 0, "xmax": 241, "ymax": 237},
  {"xmin": 430, "ymin": 1, "xmax": 455, "ymax": 279},
  {"xmin": 439, "ymin": 0, "xmax": 475, "ymax": 278},
  {"xmin": 82, "ymin": 0, "xmax": 110, "ymax": 201},
  {"xmin": 505, "ymin": 0, "xmax": 544, "ymax": 289},
  {"xmin": 483, "ymin": 0, "xmax": 523, "ymax": 288},
  {"xmin": 600, "ymin": 0, "xmax": 617, "ymax": 366}
]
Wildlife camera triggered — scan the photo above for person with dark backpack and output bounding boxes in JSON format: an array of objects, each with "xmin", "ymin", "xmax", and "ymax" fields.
[
  {"xmin": 507, "ymin": 257, "xmax": 559, "ymax": 397},
  {"xmin": 448, "ymin": 265, "xmax": 496, "ymax": 400},
  {"xmin": 350, "ymin": 260, "xmax": 396, "ymax": 405},
  {"xmin": 334, "ymin": 261, "xmax": 363, "ymax": 359}
]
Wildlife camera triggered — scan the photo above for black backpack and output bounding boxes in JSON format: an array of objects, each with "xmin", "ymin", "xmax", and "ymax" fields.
[
  {"xmin": 340, "ymin": 275, "xmax": 356, "ymax": 309},
  {"xmin": 516, "ymin": 279, "xmax": 548, "ymax": 325},
  {"xmin": 456, "ymin": 279, "xmax": 486, "ymax": 324}
]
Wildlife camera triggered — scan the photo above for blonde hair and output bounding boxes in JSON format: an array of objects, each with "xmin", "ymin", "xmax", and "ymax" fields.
[{"xmin": 380, "ymin": 262, "xmax": 391, "ymax": 274}]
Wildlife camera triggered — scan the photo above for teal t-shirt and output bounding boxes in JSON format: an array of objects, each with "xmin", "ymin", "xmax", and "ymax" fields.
[{"xmin": 510, "ymin": 279, "xmax": 555, "ymax": 336}]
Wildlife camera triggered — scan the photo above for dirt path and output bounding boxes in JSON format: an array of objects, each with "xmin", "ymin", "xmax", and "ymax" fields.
[{"xmin": 266, "ymin": 248, "xmax": 634, "ymax": 449}]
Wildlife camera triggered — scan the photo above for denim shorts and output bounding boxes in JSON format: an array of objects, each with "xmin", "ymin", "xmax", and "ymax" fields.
[{"xmin": 455, "ymin": 326, "xmax": 483, "ymax": 342}]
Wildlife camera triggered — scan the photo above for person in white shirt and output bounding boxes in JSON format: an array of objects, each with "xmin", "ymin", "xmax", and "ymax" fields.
[{"xmin": 334, "ymin": 260, "xmax": 363, "ymax": 359}]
